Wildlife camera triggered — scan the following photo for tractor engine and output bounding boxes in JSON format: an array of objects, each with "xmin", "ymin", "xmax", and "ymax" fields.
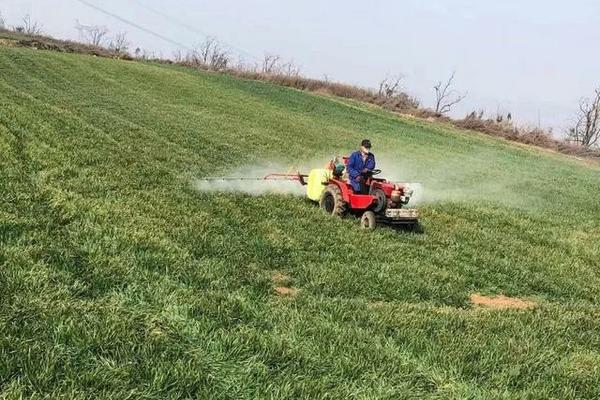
[{"xmin": 370, "ymin": 181, "xmax": 414, "ymax": 214}]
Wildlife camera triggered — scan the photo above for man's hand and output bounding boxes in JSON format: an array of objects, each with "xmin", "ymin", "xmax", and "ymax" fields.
[
  {"xmin": 361, "ymin": 168, "xmax": 370, "ymax": 174},
  {"xmin": 355, "ymin": 175, "xmax": 363, "ymax": 182}
]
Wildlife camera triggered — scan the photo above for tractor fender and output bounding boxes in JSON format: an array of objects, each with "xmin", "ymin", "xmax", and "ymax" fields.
[
  {"xmin": 331, "ymin": 178, "xmax": 353, "ymax": 203},
  {"xmin": 330, "ymin": 178, "xmax": 376, "ymax": 210},
  {"xmin": 348, "ymin": 194, "xmax": 376, "ymax": 210}
]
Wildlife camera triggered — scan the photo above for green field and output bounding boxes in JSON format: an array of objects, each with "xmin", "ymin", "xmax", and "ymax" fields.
[{"xmin": 1, "ymin": 46, "xmax": 600, "ymax": 399}]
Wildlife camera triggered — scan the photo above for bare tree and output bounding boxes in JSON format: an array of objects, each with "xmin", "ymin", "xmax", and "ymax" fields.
[
  {"xmin": 0, "ymin": 11, "xmax": 5, "ymax": 30},
  {"xmin": 281, "ymin": 60, "xmax": 300, "ymax": 76},
  {"xmin": 208, "ymin": 46, "xmax": 230, "ymax": 70},
  {"xmin": 132, "ymin": 47, "xmax": 152, "ymax": 60},
  {"xmin": 186, "ymin": 37, "xmax": 230, "ymax": 70},
  {"xmin": 465, "ymin": 109, "xmax": 485, "ymax": 120},
  {"xmin": 262, "ymin": 54, "xmax": 281, "ymax": 74},
  {"xmin": 108, "ymin": 32, "xmax": 130, "ymax": 54},
  {"xmin": 434, "ymin": 71, "xmax": 467, "ymax": 114},
  {"xmin": 75, "ymin": 21, "xmax": 108, "ymax": 46},
  {"xmin": 173, "ymin": 50, "xmax": 184, "ymax": 63},
  {"xmin": 260, "ymin": 54, "xmax": 300, "ymax": 76},
  {"xmin": 567, "ymin": 88, "xmax": 600, "ymax": 148},
  {"xmin": 196, "ymin": 37, "xmax": 217, "ymax": 64},
  {"xmin": 233, "ymin": 57, "xmax": 252, "ymax": 72},
  {"xmin": 378, "ymin": 75, "xmax": 404, "ymax": 99},
  {"xmin": 21, "ymin": 14, "xmax": 42, "ymax": 35}
]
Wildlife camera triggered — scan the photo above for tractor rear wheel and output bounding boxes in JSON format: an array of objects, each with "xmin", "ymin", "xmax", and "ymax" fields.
[
  {"xmin": 320, "ymin": 184, "xmax": 347, "ymax": 217},
  {"xmin": 360, "ymin": 211, "xmax": 377, "ymax": 230}
]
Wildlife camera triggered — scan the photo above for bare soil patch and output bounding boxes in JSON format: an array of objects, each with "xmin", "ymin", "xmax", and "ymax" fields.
[
  {"xmin": 271, "ymin": 272, "xmax": 291, "ymax": 284},
  {"xmin": 274, "ymin": 286, "xmax": 298, "ymax": 297},
  {"xmin": 0, "ymin": 39, "xmax": 17, "ymax": 47},
  {"xmin": 470, "ymin": 293, "xmax": 536, "ymax": 310},
  {"xmin": 367, "ymin": 301, "xmax": 387, "ymax": 309}
]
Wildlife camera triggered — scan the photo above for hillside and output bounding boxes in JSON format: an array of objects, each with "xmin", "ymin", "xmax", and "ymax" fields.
[{"xmin": 1, "ymin": 46, "xmax": 600, "ymax": 399}]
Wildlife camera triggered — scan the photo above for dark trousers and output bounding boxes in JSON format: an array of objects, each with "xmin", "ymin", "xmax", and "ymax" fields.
[{"xmin": 359, "ymin": 176, "xmax": 370, "ymax": 194}]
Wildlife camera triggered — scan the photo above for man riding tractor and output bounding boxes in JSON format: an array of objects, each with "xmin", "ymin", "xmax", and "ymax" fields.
[{"xmin": 347, "ymin": 139, "xmax": 376, "ymax": 194}]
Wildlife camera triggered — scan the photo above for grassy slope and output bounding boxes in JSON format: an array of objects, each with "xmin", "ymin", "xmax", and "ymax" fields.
[{"xmin": 1, "ymin": 47, "xmax": 600, "ymax": 399}]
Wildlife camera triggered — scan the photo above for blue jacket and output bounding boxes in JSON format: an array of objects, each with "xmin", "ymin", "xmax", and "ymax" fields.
[{"xmin": 347, "ymin": 150, "xmax": 376, "ymax": 191}]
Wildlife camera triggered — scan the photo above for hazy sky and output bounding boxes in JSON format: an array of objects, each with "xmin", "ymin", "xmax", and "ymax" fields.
[{"xmin": 2, "ymin": 0, "xmax": 599, "ymax": 132}]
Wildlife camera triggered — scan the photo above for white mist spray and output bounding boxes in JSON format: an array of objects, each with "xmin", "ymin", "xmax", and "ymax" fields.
[
  {"xmin": 194, "ymin": 164, "xmax": 306, "ymax": 196},
  {"xmin": 192, "ymin": 149, "xmax": 525, "ymax": 207}
]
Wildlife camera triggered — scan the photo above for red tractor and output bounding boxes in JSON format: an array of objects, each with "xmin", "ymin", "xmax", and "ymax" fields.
[
  {"xmin": 315, "ymin": 157, "xmax": 418, "ymax": 229},
  {"xmin": 264, "ymin": 157, "xmax": 419, "ymax": 230},
  {"xmin": 202, "ymin": 157, "xmax": 419, "ymax": 230}
]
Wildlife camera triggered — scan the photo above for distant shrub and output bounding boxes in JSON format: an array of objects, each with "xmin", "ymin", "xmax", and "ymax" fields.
[
  {"xmin": 455, "ymin": 111, "xmax": 600, "ymax": 159},
  {"xmin": 14, "ymin": 36, "xmax": 131, "ymax": 59},
  {"xmin": 223, "ymin": 68, "xmax": 420, "ymax": 112}
]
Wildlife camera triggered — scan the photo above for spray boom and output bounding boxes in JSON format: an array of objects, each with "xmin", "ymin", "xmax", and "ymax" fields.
[{"xmin": 197, "ymin": 173, "xmax": 308, "ymax": 185}]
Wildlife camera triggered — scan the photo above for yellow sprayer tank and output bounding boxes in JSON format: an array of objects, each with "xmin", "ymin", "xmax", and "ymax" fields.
[{"xmin": 306, "ymin": 169, "xmax": 332, "ymax": 201}]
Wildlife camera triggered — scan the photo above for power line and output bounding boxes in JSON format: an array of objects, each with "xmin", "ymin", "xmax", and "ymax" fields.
[
  {"xmin": 74, "ymin": 0, "xmax": 192, "ymax": 50},
  {"xmin": 130, "ymin": 0, "xmax": 260, "ymax": 62},
  {"xmin": 74, "ymin": 0, "xmax": 260, "ymax": 62}
]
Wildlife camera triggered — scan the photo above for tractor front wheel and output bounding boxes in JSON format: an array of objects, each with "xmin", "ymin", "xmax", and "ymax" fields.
[
  {"xmin": 320, "ymin": 184, "xmax": 347, "ymax": 217},
  {"xmin": 360, "ymin": 211, "xmax": 377, "ymax": 230},
  {"xmin": 370, "ymin": 188, "xmax": 387, "ymax": 214}
]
